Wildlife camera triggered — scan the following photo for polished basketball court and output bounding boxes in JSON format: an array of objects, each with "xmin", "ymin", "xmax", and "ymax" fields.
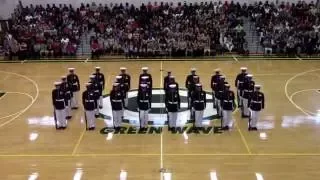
[{"xmin": 0, "ymin": 58, "xmax": 320, "ymax": 179}]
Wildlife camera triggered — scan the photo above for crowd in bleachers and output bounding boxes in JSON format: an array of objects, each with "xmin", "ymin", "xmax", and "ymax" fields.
[
  {"xmin": 88, "ymin": 1, "xmax": 248, "ymax": 58},
  {"xmin": 251, "ymin": 1, "xmax": 320, "ymax": 56},
  {"xmin": 4, "ymin": 4, "xmax": 82, "ymax": 60},
  {"xmin": 3, "ymin": 1, "xmax": 320, "ymax": 59}
]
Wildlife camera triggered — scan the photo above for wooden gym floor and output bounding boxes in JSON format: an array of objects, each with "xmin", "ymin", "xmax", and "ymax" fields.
[{"xmin": 0, "ymin": 58, "xmax": 320, "ymax": 179}]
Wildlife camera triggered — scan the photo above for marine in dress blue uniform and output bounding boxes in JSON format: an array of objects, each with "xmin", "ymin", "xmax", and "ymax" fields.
[
  {"xmin": 89, "ymin": 75, "xmax": 102, "ymax": 117},
  {"xmin": 165, "ymin": 84, "xmax": 181, "ymax": 130},
  {"xmin": 82, "ymin": 83, "xmax": 96, "ymax": 130},
  {"xmin": 215, "ymin": 75, "xmax": 228, "ymax": 117},
  {"xmin": 67, "ymin": 68, "xmax": 80, "ymax": 109},
  {"xmin": 191, "ymin": 84, "xmax": 206, "ymax": 128},
  {"xmin": 235, "ymin": 67, "xmax": 248, "ymax": 107},
  {"xmin": 139, "ymin": 67, "xmax": 152, "ymax": 94},
  {"xmin": 110, "ymin": 83, "xmax": 125, "ymax": 129},
  {"xmin": 61, "ymin": 76, "xmax": 72, "ymax": 119},
  {"xmin": 221, "ymin": 84, "xmax": 236, "ymax": 130},
  {"xmin": 137, "ymin": 84, "xmax": 152, "ymax": 129},
  {"xmin": 185, "ymin": 68, "xmax": 198, "ymax": 109},
  {"xmin": 248, "ymin": 85, "xmax": 265, "ymax": 131},
  {"xmin": 242, "ymin": 74, "xmax": 255, "ymax": 117},
  {"xmin": 119, "ymin": 67, "xmax": 131, "ymax": 108},
  {"xmin": 211, "ymin": 68, "xmax": 222, "ymax": 108},
  {"xmin": 52, "ymin": 81, "xmax": 67, "ymax": 130},
  {"xmin": 93, "ymin": 67, "xmax": 105, "ymax": 109}
]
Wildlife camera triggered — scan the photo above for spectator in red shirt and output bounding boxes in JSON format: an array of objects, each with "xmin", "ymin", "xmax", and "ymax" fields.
[
  {"xmin": 91, "ymin": 39, "xmax": 100, "ymax": 59},
  {"xmin": 52, "ymin": 38, "xmax": 62, "ymax": 58}
]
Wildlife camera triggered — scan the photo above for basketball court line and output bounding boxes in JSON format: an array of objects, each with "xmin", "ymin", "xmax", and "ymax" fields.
[
  {"xmin": 232, "ymin": 55, "xmax": 239, "ymax": 62},
  {"xmin": 72, "ymin": 74, "xmax": 111, "ymax": 155},
  {"xmin": 296, "ymin": 56, "xmax": 303, "ymax": 61},
  {"xmin": 0, "ymin": 111, "xmax": 20, "ymax": 120},
  {"xmin": 6, "ymin": 92, "xmax": 34, "ymax": 101},
  {"xmin": 0, "ymin": 92, "xmax": 34, "ymax": 120},
  {"xmin": 231, "ymin": 104, "xmax": 252, "ymax": 154},
  {"xmin": 289, "ymin": 89, "xmax": 319, "ymax": 116},
  {"xmin": 0, "ymin": 71, "xmax": 39, "ymax": 129},
  {"xmin": 160, "ymin": 60, "xmax": 164, "ymax": 180},
  {"xmin": 0, "ymin": 74, "xmax": 10, "ymax": 83},
  {"xmin": 72, "ymin": 127, "xmax": 86, "ymax": 155},
  {"xmin": 1, "ymin": 153, "xmax": 320, "ymax": 157},
  {"xmin": 2, "ymin": 57, "xmax": 320, "ymax": 64},
  {"xmin": 234, "ymin": 119, "xmax": 252, "ymax": 154},
  {"xmin": 284, "ymin": 68, "xmax": 320, "ymax": 117}
]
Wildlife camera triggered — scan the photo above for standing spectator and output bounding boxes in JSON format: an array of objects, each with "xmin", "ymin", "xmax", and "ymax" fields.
[
  {"xmin": 18, "ymin": 41, "xmax": 28, "ymax": 60},
  {"xmin": 91, "ymin": 39, "xmax": 100, "ymax": 59}
]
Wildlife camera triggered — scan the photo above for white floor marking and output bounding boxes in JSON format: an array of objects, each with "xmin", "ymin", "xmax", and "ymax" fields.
[
  {"xmin": 0, "ymin": 71, "xmax": 39, "ymax": 128},
  {"xmin": 160, "ymin": 60, "xmax": 164, "ymax": 180},
  {"xmin": 284, "ymin": 68, "xmax": 320, "ymax": 117},
  {"xmin": 232, "ymin": 55, "xmax": 239, "ymax": 62}
]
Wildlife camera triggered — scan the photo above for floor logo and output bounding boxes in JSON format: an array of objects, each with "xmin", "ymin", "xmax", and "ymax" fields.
[
  {"xmin": 0, "ymin": 91, "xmax": 5, "ymax": 98},
  {"xmin": 99, "ymin": 88, "xmax": 216, "ymax": 126}
]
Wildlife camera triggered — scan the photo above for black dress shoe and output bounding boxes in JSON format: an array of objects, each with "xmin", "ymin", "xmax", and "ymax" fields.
[
  {"xmin": 222, "ymin": 126, "xmax": 229, "ymax": 131},
  {"xmin": 95, "ymin": 114, "xmax": 99, "ymax": 118},
  {"xmin": 99, "ymin": 106, "xmax": 103, "ymax": 109},
  {"xmin": 252, "ymin": 127, "xmax": 258, "ymax": 131},
  {"xmin": 88, "ymin": 127, "xmax": 95, "ymax": 130},
  {"xmin": 71, "ymin": 107, "xmax": 78, "ymax": 110},
  {"xmin": 248, "ymin": 127, "xmax": 253, "ymax": 131},
  {"xmin": 61, "ymin": 126, "xmax": 67, "ymax": 130},
  {"xmin": 66, "ymin": 116, "xmax": 72, "ymax": 120}
]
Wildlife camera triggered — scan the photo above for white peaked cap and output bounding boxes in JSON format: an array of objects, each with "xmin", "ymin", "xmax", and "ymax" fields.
[
  {"xmin": 240, "ymin": 67, "xmax": 247, "ymax": 70},
  {"xmin": 120, "ymin": 67, "xmax": 127, "ymax": 70},
  {"xmin": 169, "ymin": 76, "xmax": 175, "ymax": 79},
  {"xmin": 191, "ymin": 68, "xmax": 197, "ymax": 71},
  {"xmin": 54, "ymin": 81, "xmax": 62, "ymax": 85},
  {"xmin": 215, "ymin": 68, "xmax": 221, "ymax": 72},
  {"xmin": 95, "ymin": 66, "xmax": 101, "ymax": 69},
  {"xmin": 68, "ymin": 68, "xmax": 75, "ymax": 71},
  {"xmin": 142, "ymin": 67, "xmax": 149, "ymax": 70}
]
